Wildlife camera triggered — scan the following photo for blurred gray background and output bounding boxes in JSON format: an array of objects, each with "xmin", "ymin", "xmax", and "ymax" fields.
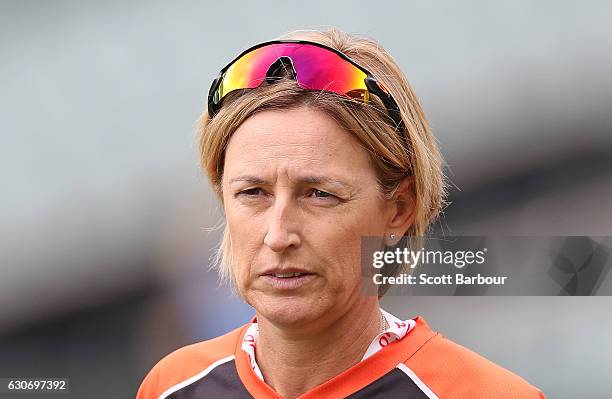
[{"xmin": 1, "ymin": 1, "xmax": 611, "ymax": 398}]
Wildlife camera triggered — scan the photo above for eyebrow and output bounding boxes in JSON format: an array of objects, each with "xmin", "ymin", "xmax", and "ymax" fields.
[{"xmin": 229, "ymin": 174, "xmax": 352, "ymax": 189}]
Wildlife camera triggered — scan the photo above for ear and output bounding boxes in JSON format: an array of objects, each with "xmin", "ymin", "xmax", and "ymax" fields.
[{"xmin": 385, "ymin": 177, "xmax": 416, "ymax": 245}]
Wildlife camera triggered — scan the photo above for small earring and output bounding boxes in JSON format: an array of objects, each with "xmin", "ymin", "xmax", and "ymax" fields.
[{"xmin": 390, "ymin": 233, "xmax": 396, "ymax": 240}]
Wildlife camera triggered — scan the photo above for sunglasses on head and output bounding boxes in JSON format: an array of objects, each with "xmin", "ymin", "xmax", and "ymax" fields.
[{"xmin": 207, "ymin": 40, "xmax": 406, "ymax": 132}]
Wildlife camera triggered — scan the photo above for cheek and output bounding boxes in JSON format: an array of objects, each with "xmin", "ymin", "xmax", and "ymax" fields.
[
  {"xmin": 225, "ymin": 206, "xmax": 263, "ymax": 285},
  {"xmin": 307, "ymin": 214, "xmax": 371, "ymax": 280},
  {"xmin": 321, "ymin": 200, "xmax": 386, "ymax": 276}
]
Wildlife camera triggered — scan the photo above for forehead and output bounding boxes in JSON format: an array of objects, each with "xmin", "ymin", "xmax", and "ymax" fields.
[{"xmin": 222, "ymin": 107, "xmax": 374, "ymax": 182}]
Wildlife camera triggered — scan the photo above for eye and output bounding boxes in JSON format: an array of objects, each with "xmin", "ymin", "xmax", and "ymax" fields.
[
  {"xmin": 237, "ymin": 188, "xmax": 265, "ymax": 197},
  {"xmin": 309, "ymin": 189, "xmax": 335, "ymax": 199}
]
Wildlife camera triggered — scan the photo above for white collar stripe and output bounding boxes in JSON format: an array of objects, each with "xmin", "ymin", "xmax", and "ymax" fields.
[
  {"xmin": 396, "ymin": 362, "xmax": 440, "ymax": 399},
  {"xmin": 157, "ymin": 355, "xmax": 236, "ymax": 399}
]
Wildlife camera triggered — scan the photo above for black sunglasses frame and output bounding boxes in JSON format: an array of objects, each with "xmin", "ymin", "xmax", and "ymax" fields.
[{"xmin": 207, "ymin": 40, "xmax": 406, "ymax": 132}]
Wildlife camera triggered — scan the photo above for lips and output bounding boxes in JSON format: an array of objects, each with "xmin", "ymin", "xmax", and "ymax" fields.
[
  {"xmin": 260, "ymin": 267, "xmax": 316, "ymax": 278},
  {"xmin": 259, "ymin": 267, "xmax": 317, "ymax": 289},
  {"xmin": 269, "ymin": 272, "xmax": 307, "ymax": 278}
]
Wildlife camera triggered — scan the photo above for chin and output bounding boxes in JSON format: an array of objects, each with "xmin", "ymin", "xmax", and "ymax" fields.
[{"xmin": 250, "ymin": 292, "xmax": 332, "ymax": 327}]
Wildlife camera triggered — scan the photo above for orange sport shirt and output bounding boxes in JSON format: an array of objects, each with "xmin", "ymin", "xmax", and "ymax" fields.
[{"xmin": 136, "ymin": 316, "xmax": 547, "ymax": 399}]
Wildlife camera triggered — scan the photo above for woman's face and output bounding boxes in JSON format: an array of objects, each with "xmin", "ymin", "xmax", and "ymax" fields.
[{"xmin": 222, "ymin": 106, "xmax": 397, "ymax": 328}]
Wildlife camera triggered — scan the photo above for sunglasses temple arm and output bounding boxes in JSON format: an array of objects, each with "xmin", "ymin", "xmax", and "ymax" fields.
[
  {"xmin": 364, "ymin": 77, "xmax": 406, "ymax": 132},
  {"xmin": 207, "ymin": 74, "xmax": 223, "ymax": 117},
  {"xmin": 380, "ymin": 95, "xmax": 406, "ymax": 132}
]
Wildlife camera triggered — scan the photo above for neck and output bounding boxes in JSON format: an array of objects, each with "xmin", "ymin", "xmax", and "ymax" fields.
[{"xmin": 254, "ymin": 300, "xmax": 382, "ymax": 399}]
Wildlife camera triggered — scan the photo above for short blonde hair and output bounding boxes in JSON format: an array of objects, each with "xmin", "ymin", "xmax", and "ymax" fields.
[{"xmin": 197, "ymin": 28, "xmax": 447, "ymax": 289}]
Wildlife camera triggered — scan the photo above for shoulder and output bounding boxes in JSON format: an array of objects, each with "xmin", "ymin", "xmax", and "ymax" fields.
[
  {"xmin": 136, "ymin": 324, "xmax": 246, "ymax": 399},
  {"xmin": 403, "ymin": 323, "xmax": 546, "ymax": 398}
]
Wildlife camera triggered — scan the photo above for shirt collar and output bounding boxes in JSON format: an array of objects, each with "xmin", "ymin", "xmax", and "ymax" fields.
[{"xmin": 240, "ymin": 307, "xmax": 417, "ymax": 382}]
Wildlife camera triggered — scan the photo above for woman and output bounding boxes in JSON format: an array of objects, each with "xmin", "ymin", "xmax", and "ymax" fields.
[{"xmin": 137, "ymin": 28, "xmax": 546, "ymax": 399}]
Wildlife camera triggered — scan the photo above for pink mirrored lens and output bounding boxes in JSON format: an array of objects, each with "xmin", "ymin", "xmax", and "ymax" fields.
[{"xmin": 219, "ymin": 43, "xmax": 369, "ymax": 101}]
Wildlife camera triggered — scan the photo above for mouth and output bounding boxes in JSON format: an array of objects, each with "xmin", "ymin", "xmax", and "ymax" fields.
[
  {"xmin": 266, "ymin": 272, "xmax": 310, "ymax": 278},
  {"xmin": 260, "ymin": 269, "xmax": 317, "ymax": 290}
]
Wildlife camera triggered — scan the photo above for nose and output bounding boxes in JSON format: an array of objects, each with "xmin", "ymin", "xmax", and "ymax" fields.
[{"xmin": 263, "ymin": 196, "xmax": 301, "ymax": 252}]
